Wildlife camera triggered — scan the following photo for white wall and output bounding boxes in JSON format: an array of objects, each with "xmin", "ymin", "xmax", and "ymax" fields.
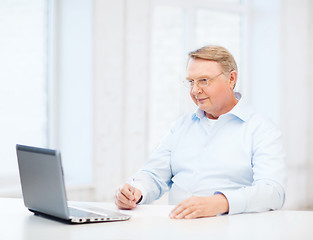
[
  {"xmin": 248, "ymin": 0, "xmax": 280, "ymax": 123},
  {"xmin": 92, "ymin": 0, "xmax": 244, "ymax": 201},
  {"xmin": 4, "ymin": 0, "xmax": 313, "ymax": 209},
  {"xmin": 67, "ymin": 0, "xmax": 313, "ymax": 210},
  {"xmin": 91, "ymin": 0, "xmax": 313, "ymax": 210},
  {"xmin": 49, "ymin": 0, "xmax": 93, "ymax": 186},
  {"xmin": 279, "ymin": 0, "xmax": 313, "ymax": 209},
  {"xmin": 246, "ymin": 0, "xmax": 313, "ymax": 210},
  {"xmin": 93, "ymin": 0, "xmax": 151, "ymax": 200},
  {"xmin": 308, "ymin": 0, "xmax": 313, "ymax": 208}
]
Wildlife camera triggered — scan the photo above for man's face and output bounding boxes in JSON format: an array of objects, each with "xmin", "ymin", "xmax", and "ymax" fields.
[{"xmin": 186, "ymin": 58, "xmax": 237, "ymax": 119}]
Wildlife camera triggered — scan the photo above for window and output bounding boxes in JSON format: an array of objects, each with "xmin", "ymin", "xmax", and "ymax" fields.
[
  {"xmin": 49, "ymin": 0, "xmax": 93, "ymax": 186},
  {"xmin": 0, "ymin": 0, "xmax": 48, "ymax": 192},
  {"xmin": 149, "ymin": 0, "xmax": 247, "ymax": 152},
  {"xmin": 149, "ymin": 5, "xmax": 185, "ymax": 152}
]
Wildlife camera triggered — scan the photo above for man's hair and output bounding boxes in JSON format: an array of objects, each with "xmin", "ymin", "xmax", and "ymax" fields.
[{"xmin": 188, "ymin": 45, "xmax": 237, "ymax": 73}]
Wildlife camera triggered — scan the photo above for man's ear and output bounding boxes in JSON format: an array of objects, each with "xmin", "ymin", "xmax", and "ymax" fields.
[{"xmin": 229, "ymin": 71, "xmax": 237, "ymax": 89}]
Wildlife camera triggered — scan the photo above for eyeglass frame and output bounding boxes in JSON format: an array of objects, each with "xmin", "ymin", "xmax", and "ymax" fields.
[{"xmin": 183, "ymin": 71, "xmax": 226, "ymax": 88}]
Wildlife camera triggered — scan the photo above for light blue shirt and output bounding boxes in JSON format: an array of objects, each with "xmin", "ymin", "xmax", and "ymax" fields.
[{"xmin": 132, "ymin": 94, "xmax": 287, "ymax": 215}]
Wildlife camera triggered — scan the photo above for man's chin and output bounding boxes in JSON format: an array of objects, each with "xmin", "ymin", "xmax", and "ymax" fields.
[{"xmin": 198, "ymin": 104, "xmax": 209, "ymax": 112}]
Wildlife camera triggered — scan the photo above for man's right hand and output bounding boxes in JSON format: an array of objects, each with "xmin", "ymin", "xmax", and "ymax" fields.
[{"xmin": 114, "ymin": 183, "xmax": 142, "ymax": 209}]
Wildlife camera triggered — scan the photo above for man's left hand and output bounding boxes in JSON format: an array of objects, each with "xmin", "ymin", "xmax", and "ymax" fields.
[{"xmin": 169, "ymin": 194, "xmax": 229, "ymax": 219}]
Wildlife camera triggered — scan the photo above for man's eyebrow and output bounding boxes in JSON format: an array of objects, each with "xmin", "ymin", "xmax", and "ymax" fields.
[{"xmin": 186, "ymin": 75, "xmax": 211, "ymax": 80}]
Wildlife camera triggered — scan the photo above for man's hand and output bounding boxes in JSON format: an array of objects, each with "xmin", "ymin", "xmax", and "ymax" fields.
[
  {"xmin": 114, "ymin": 183, "xmax": 142, "ymax": 210},
  {"xmin": 169, "ymin": 194, "xmax": 229, "ymax": 219}
]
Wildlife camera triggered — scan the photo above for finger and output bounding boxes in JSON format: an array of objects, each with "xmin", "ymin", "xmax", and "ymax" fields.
[
  {"xmin": 184, "ymin": 209, "xmax": 201, "ymax": 219},
  {"xmin": 170, "ymin": 196, "xmax": 199, "ymax": 219},
  {"xmin": 115, "ymin": 198, "xmax": 136, "ymax": 210},
  {"xmin": 169, "ymin": 197, "xmax": 192, "ymax": 217},
  {"xmin": 119, "ymin": 184, "xmax": 131, "ymax": 194},
  {"xmin": 170, "ymin": 204, "xmax": 187, "ymax": 219},
  {"xmin": 117, "ymin": 188, "xmax": 135, "ymax": 206},
  {"xmin": 133, "ymin": 188, "xmax": 142, "ymax": 203},
  {"xmin": 115, "ymin": 200, "xmax": 132, "ymax": 210},
  {"xmin": 174, "ymin": 207, "xmax": 193, "ymax": 219},
  {"xmin": 114, "ymin": 198, "xmax": 129, "ymax": 209},
  {"xmin": 119, "ymin": 184, "xmax": 135, "ymax": 202},
  {"xmin": 116, "ymin": 189, "xmax": 129, "ymax": 203},
  {"xmin": 120, "ymin": 184, "xmax": 134, "ymax": 200}
]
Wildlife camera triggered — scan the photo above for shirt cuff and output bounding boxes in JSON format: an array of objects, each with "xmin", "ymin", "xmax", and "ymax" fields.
[
  {"xmin": 132, "ymin": 181, "xmax": 149, "ymax": 204},
  {"xmin": 136, "ymin": 195, "xmax": 143, "ymax": 204},
  {"xmin": 214, "ymin": 190, "xmax": 246, "ymax": 215}
]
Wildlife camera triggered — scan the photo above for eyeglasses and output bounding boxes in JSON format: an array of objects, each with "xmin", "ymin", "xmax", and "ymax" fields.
[{"xmin": 183, "ymin": 72, "xmax": 224, "ymax": 88}]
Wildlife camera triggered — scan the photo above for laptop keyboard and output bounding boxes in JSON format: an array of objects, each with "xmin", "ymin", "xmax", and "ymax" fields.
[{"xmin": 68, "ymin": 207, "xmax": 107, "ymax": 218}]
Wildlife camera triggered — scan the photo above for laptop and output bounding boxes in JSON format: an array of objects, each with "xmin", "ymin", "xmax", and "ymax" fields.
[{"xmin": 16, "ymin": 144, "xmax": 130, "ymax": 224}]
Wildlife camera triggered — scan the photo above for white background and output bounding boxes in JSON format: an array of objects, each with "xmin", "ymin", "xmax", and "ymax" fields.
[{"xmin": 1, "ymin": 0, "xmax": 313, "ymax": 211}]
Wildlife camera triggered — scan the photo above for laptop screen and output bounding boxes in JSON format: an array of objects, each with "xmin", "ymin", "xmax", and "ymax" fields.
[{"xmin": 16, "ymin": 145, "xmax": 69, "ymax": 219}]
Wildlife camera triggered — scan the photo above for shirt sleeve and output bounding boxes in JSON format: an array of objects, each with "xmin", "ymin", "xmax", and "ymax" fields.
[
  {"xmin": 130, "ymin": 120, "xmax": 179, "ymax": 204},
  {"xmin": 216, "ymin": 118, "xmax": 287, "ymax": 215}
]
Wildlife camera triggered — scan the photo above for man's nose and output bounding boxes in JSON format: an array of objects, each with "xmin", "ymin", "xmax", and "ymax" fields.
[{"xmin": 191, "ymin": 83, "xmax": 202, "ymax": 94}]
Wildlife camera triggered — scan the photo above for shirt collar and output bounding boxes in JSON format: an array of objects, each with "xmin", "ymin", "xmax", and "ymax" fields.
[
  {"xmin": 192, "ymin": 108, "xmax": 206, "ymax": 120},
  {"xmin": 226, "ymin": 93, "xmax": 252, "ymax": 122},
  {"xmin": 191, "ymin": 92, "xmax": 254, "ymax": 122}
]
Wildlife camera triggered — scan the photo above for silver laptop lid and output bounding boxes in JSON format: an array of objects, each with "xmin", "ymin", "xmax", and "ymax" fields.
[{"xmin": 16, "ymin": 144, "xmax": 69, "ymax": 220}]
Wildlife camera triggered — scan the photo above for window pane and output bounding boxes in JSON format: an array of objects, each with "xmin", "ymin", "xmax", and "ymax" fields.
[
  {"xmin": 195, "ymin": 9, "xmax": 243, "ymax": 91},
  {"xmin": 149, "ymin": 6, "xmax": 184, "ymax": 152},
  {"xmin": 219, "ymin": 0, "xmax": 243, "ymax": 3},
  {"xmin": 0, "ymin": 0, "xmax": 47, "ymax": 181},
  {"xmin": 149, "ymin": 6, "xmax": 245, "ymax": 152}
]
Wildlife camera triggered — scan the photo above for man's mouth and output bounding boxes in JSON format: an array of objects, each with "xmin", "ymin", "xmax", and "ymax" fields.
[{"xmin": 196, "ymin": 97, "xmax": 209, "ymax": 102}]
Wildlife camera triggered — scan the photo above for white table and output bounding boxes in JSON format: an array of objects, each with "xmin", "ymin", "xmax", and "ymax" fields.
[{"xmin": 1, "ymin": 198, "xmax": 312, "ymax": 240}]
